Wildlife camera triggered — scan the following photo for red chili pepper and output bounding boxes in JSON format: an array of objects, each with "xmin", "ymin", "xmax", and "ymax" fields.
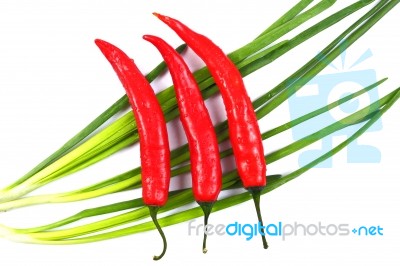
[
  {"xmin": 95, "ymin": 39, "xmax": 170, "ymax": 260},
  {"xmin": 153, "ymin": 13, "xmax": 268, "ymax": 249},
  {"xmin": 143, "ymin": 34, "xmax": 222, "ymax": 253}
]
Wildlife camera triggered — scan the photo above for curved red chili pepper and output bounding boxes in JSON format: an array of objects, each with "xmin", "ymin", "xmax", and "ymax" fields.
[
  {"xmin": 95, "ymin": 39, "xmax": 170, "ymax": 260},
  {"xmin": 153, "ymin": 13, "xmax": 268, "ymax": 249},
  {"xmin": 143, "ymin": 35, "xmax": 221, "ymax": 202},
  {"xmin": 143, "ymin": 34, "xmax": 222, "ymax": 253}
]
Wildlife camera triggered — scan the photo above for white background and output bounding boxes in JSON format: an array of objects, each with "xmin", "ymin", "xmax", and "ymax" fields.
[{"xmin": 0, "ymin": 0, "xmax": 399, "ymax": 265}]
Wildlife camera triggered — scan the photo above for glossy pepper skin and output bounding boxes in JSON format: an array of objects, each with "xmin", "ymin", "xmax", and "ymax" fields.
[
  {"xmin": 153, "ymin": 13, "xmax": 266, "ymax": 189},
  {"xmin": 95, "ymin": 39, "xmax": 170, "ymax": 206},
  {"xmin": 143, "ymin": 35, "xmax": 222, "ymax": 203}
]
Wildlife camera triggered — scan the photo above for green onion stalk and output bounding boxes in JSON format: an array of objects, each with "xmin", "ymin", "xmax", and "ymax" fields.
[
  {"xmin": 0, "ymin": 86, "xmax": 398, "ymax": 243},
  {"xmin": 0, "ymin": 78, "xmax": 388, "ymax": 212}
]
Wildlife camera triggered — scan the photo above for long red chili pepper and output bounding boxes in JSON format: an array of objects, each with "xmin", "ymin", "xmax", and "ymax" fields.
[
  {"xmin": 95, "ymin": 39, "xmax": 170, "ymax": 260},
  {"xmin": 153, "ymin": 13, "xmax": 268, "ymax": 249},
  {"xmin": 143, "ymin": 35, "xmax": 222, "ymax": 253}
]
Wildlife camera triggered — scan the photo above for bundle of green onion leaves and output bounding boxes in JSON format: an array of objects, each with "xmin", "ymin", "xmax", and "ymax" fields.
[{"xmin": 0, "ymin": 0, "xmax": 399, "ymax": 246}]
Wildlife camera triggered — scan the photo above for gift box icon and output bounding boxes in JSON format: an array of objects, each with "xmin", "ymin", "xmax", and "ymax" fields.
[{"xmin": 288, "ymin": 50, "xmax": 382, "ymax": 168}]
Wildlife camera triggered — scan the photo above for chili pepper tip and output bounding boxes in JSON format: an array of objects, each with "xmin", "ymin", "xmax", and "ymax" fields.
[
  {"xmin": 142, "ymin": 35, "xmax": 152, "ymax": 41},
  {"xmin": 94, "ymin": 39, "xmax": 112, "ymax": 54},
  {"xmin": 94, "ymin": 39, "xmax": 100, "ymax": 48},
  {"xmin": 152, "ymin": 12, "xmax": 169, "ymax": 23},
  {"xmin": 94, "ymin": 38, "xmax": 105, "ymax": 46}
]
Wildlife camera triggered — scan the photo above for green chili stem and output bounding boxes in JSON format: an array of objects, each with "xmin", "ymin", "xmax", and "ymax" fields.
[
  {"xmin": 247, "ymin": 187, "xmax": 268, "ymax": 249},
  {"xmin": 197, "ymin": 202, "xmax": 214, "ymax": 254},
  {"xmin": 148, "ymin": 206, "xmax": 167, "ymax": 260}
]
